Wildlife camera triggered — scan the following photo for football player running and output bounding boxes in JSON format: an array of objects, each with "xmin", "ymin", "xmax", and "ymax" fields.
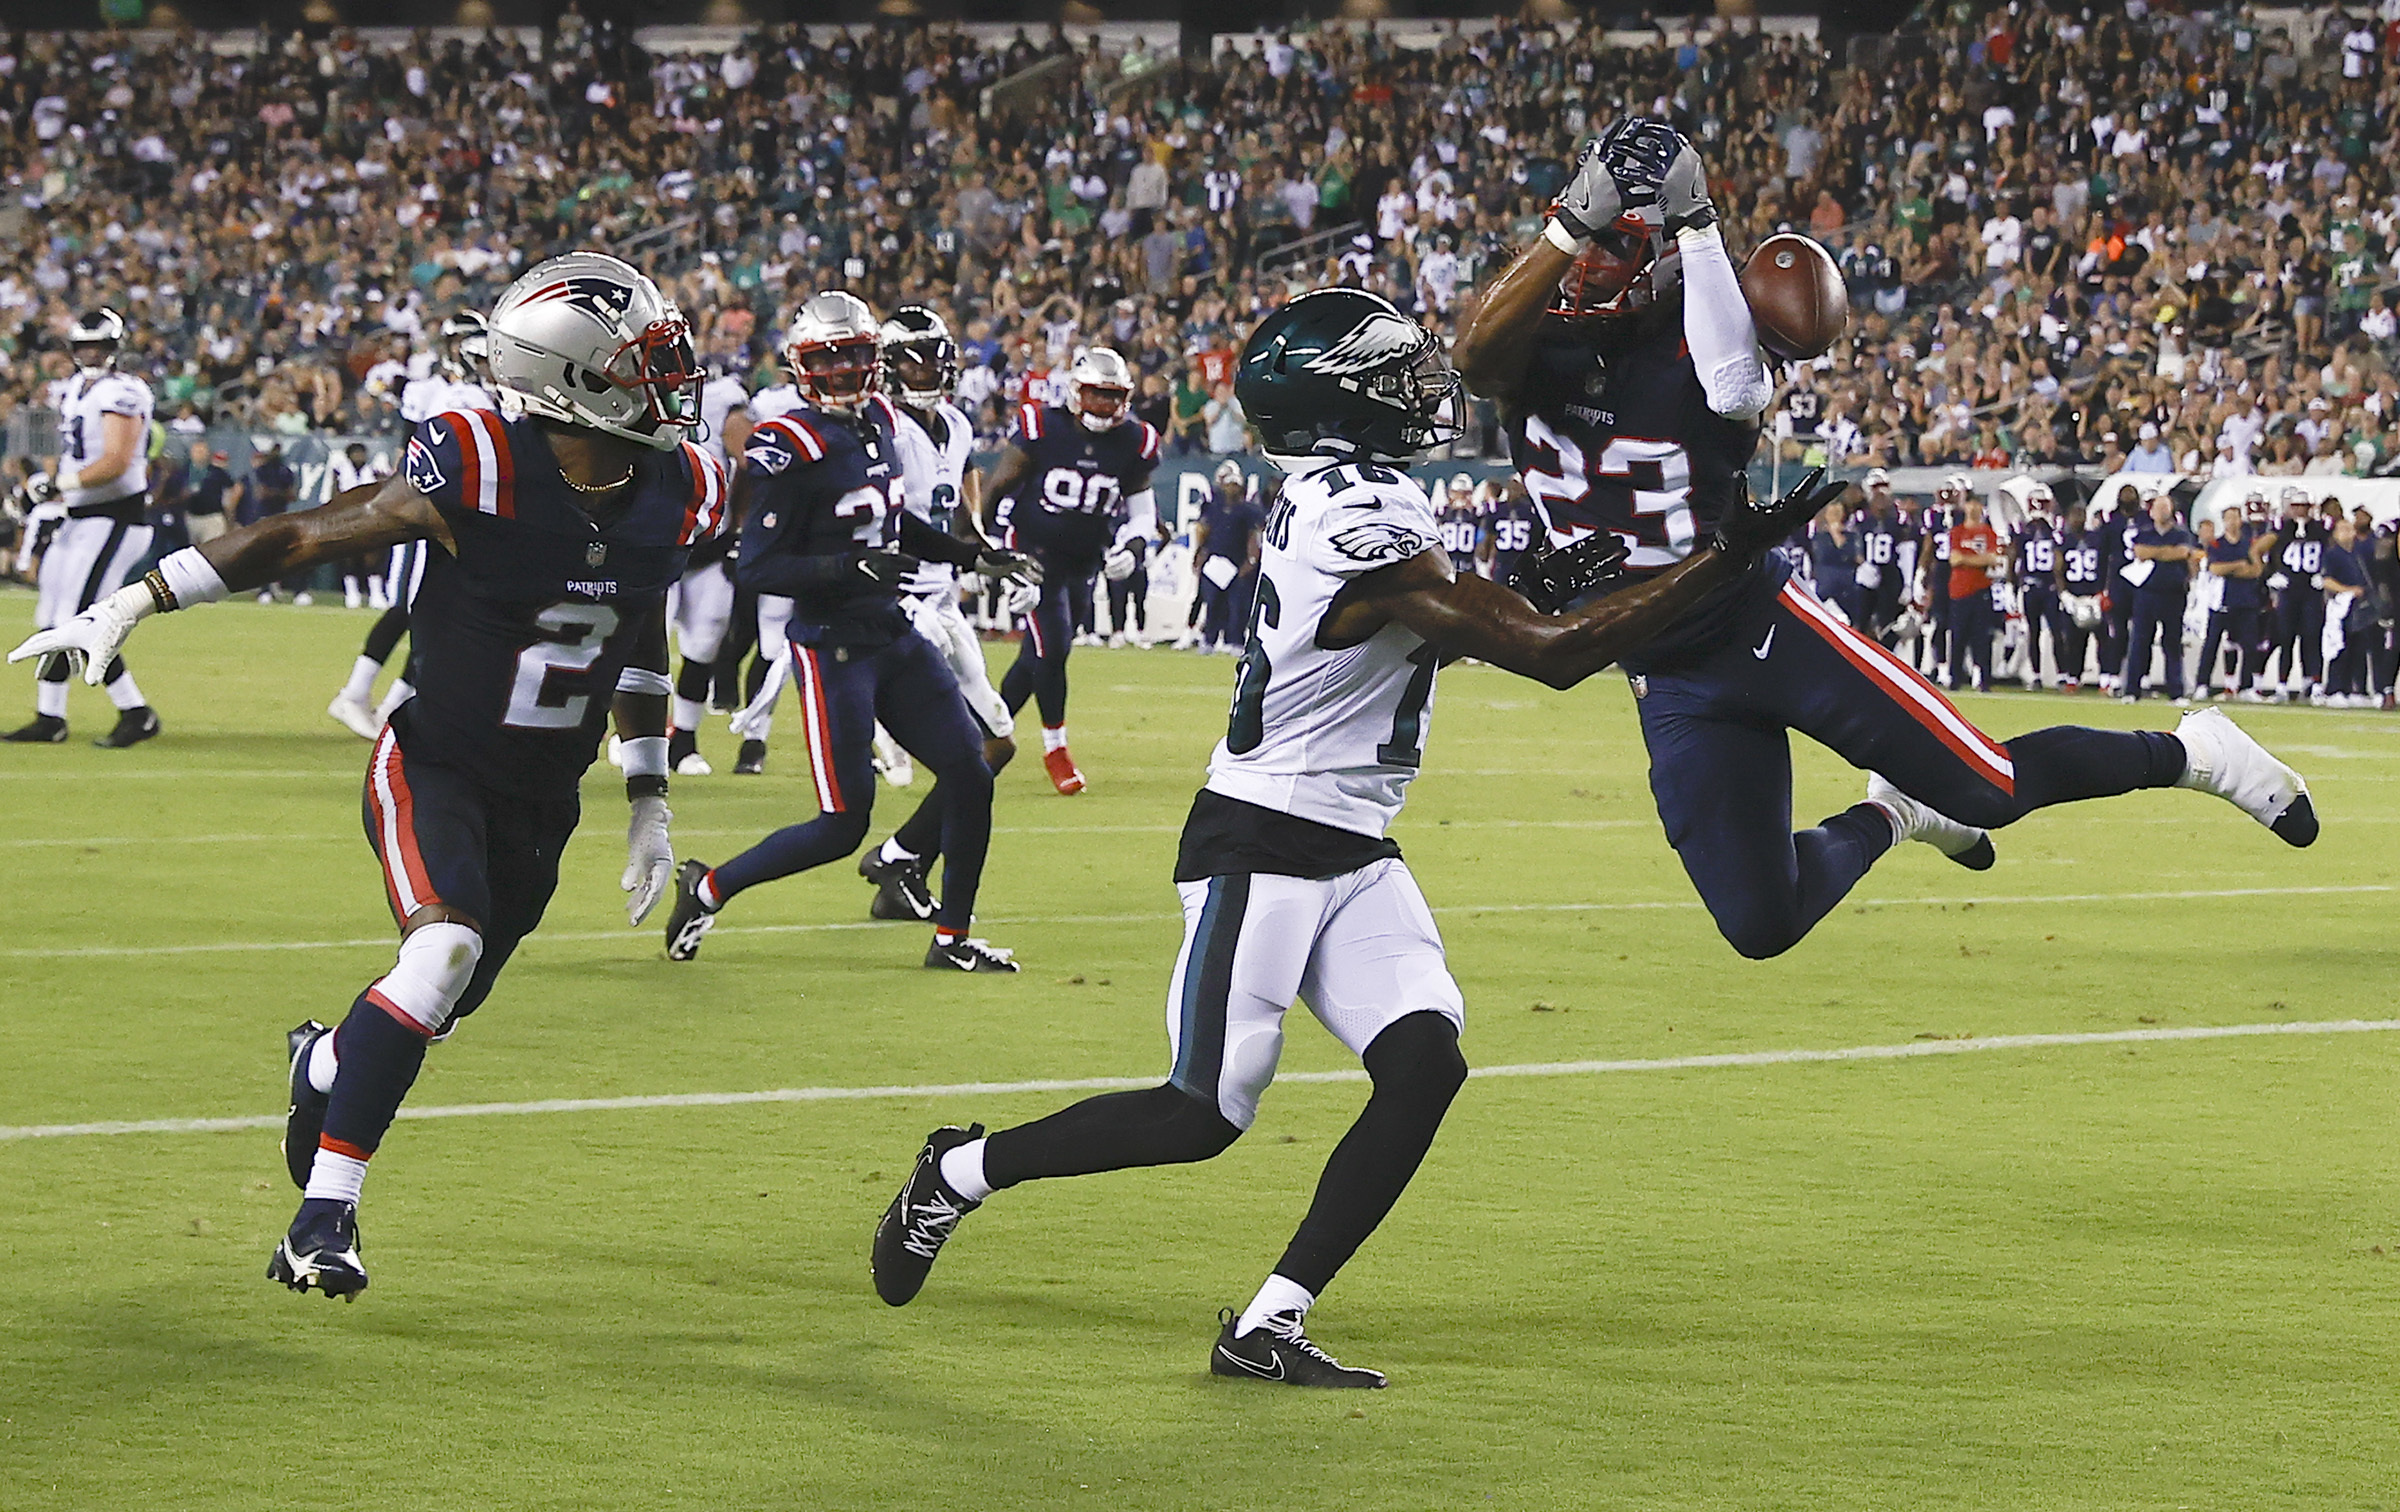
[
  {"xmin": 658, "ymin": 349, "xmax": 757, "ymax": 774},
  {"xmin": 868, "ymin": 287, "xmax": 1840, "ymax": 1386},
  {"xmin": 980, "ymin": 346, "xmax": 1162, "ymax": 794},
  {"xmin": 12, "ymin": 253, "xmax": 727, "ymax": 1300},
  {"xmin": 8, "ymin": 309, "xmax": 163, "ymax": 748},
  {"xmin": 854, "ymin": 305, "xmax": 1023, "ymax": 924},
  {"xmin": 1456, "ymin": 119, "xmax": 2319, "ymax": 962},
  {"xmin": 659, "ymin": 293, "xmax": 1039, "ymax": 973}
]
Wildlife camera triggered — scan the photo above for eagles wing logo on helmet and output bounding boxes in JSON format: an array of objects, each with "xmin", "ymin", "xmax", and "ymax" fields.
[
  {"xmin": 1304, "ymin": 313, "xmax": 1425, "ymax": 378},
  {"xmin": 523, "ymin": 276, "xmax": 638, "ymax": 322},
  {"xmin": 1328, "ymin": 521, "xmax": 1437, "ymax": 566}
]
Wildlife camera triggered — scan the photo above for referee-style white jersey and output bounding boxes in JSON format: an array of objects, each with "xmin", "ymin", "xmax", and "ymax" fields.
[
  {"xmin": 51, "ymin": 369, "xmax": 154, "ymax": 508},
  {"xmin": 890, "ymin": 399, "xmax": 974, "ymax": 598},
  {"xmin": 1204, "ymin": 456, "xmax": 1443, "ymax": 838}
]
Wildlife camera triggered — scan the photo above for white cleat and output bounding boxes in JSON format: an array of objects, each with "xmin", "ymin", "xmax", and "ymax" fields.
[
  {"xmin": 2173, "ymin": 707, "xmax": 2317, "ymax": 846},
  {"xmin": 675, "ymin": 751, "xmax": 714, "ymax": 776},
  {"xmin": 327, "ymin": 691, "xmax": 382, "ymax": 741},
  {"xmin": 1867, "ymin": 773, "xmax": 1995, "ymax": 870}
]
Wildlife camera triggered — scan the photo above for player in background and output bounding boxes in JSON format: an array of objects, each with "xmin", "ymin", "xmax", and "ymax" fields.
[
  {"xmin": 329, "ymin": 442, "xmax": 393, "ymax": 609},
  {"xmin": 8, "ymin": 309, "xmax": 161, "ymax": 748},
  {"xmin": 1457, "ymin": 118, "xmax": 2319, "ymax": 962},
  {"xmin": 1916, "ymin": 474, "xmax": 1964, "ymax": 679},
  {"xmin": 1851, "ymin": 468, "xmax": 1908, "ymax": 644},
  {"xmin": 1433, "ymin": 470, "xmax": 1482, "ymax": 565},
  {"xmin": 854, "ymin": 305, "xmax": 1024, "ymax": 925},
  {"xmin": 868, "ymin": 287, "xmax": 1843, "ymax": 1385},
  {"xmin": 1477, "ymin": 476, "xmax": 1543, "ymax": 587},
  {"xmin": 2012, "ymin": 482, "xmax": 2068, "ymax": 690},
  {"xmin": 2199, "ymin": 499, "xmax": 2270, "ymax": 700},
  {"xmin": 14, "ymin": 253, "xmax": 723, "ymax": 1298},
  {"xmin": 981, "ymin": 346, "xmax": 1160, "ymax": 794},
  {"xmin": 2055, "ymin": 499, "xmax": 2106, "ymax": 687},
  {"xmin": 2264, "ymin": 488, "xmax": 2328, "ymax": 701},
  {"xmin": 658, "ymin": 351, "xmax": 755, "ymax": 774},
  {"xmin": 661, "ymin": 292, "xmax": 1039, "ymax": 972},
  {"xmin": 1942, "ymin": 489, "xmax": 2002, "ymax": 693},
  {"xmin": 1186, "ymin": 457, "xmax": 1264, "ymax": 653},
  {"xmin": 328, "ymin": 313, "xmax": 497, "ymax": 741}
]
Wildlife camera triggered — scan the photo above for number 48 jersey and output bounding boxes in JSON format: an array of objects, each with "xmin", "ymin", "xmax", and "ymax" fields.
[{"xmin": 1206, "ymin": 459, "xmax": 1443, "ymax": 839}]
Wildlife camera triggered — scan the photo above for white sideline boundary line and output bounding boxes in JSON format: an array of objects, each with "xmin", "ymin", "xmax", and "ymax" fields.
[
  {"xmin": 4, "ymin": 1017, "xmax": 2393, "ymax": 1143},
  {"xmin": 3, "ymin": 883, "xmax": 2388, "ymax": 962}
]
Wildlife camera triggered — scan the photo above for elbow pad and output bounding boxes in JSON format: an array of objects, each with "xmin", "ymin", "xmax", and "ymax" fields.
[{"xmin": 1116, "ymin": 488, "xmax": 1158, "ymax": 546}]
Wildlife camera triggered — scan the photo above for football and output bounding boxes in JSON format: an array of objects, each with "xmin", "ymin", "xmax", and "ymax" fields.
[{"xmin": 1742, "ymin": 233, "xmax": 1850, "ymax": 360}]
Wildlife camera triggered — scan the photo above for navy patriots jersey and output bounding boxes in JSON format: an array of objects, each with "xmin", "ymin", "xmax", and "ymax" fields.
[
  {"xmin": 997, "ymin": 403, "xmax": 1161, "ymax": 561},
  {"xmin": 1503, "ymin": 316, "xmax": 1764, "ymax": 665},
  {"xmin": 1434, "ymin": 500, "xmax": 1482, "ymax": 560},
  {"xmin": 737, "ymin": 396, "xmax": 912, "ymax": 645},
  {"xmin": 2015, "ymin": 516, "xmax": 2059, "ymax": 591},
  {"xmin": 2058, "ymin": 526, "xmax": 2105, "ymax": 593},
  {"xmin": 1481, "ymin": 489, "xmax": 1541, "ymax": 582},
  {"xmin": 1855, "ymin": 511, "xmax": 1903, "ymax": 581},
  {"xmin": 394, "ymin": 409, "xmax": 727, "ymax": 797}
]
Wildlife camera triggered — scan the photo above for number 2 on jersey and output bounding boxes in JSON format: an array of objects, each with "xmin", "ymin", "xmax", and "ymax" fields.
[{"xmin": 503, "ymin": 602, "xmax": 622, "ymax": 730}]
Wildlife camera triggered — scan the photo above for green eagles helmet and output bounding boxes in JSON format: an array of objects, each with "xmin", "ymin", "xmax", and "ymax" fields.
[{"xmin": 1235, "ymin": 288, "xmax": 1460, "ymax": 461}]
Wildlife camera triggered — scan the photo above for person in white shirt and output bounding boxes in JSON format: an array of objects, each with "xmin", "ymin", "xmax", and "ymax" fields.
[
  {"xmin": 326, "ymin": 441, "xmax": 393, "ymax": 609},
  {"xmin": 9, "ymin": 308, "xmax": 161, "ymax": 747}
]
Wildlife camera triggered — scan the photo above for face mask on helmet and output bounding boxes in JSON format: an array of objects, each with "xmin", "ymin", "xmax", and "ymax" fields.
[
  {"xmin": 1075, "ymin": 381, "xmax": 1131, "ymax": 431},
  {"xmin": 604, "ymin": 317, "xmax": 704, "ymax": 433},
  {"xmin": 792, "ymin": 336, "xmax": 881, "ymax": 411},
  {"xmin": 1551, "ymin": 218, "xmax": 1660, "ymax": 319},
  {"xmin": 884, "ymin": 342, "xmax": 955, "ymax": 407}
]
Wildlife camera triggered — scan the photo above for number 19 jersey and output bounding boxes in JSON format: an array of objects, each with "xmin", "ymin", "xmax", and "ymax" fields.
[{"xmin": 1205, "ymin": 459, "xmax": 1443, "ymax": 839}]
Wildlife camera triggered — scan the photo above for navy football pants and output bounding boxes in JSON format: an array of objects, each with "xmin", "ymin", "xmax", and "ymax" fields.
[
  {"xmin": 1001, "ymin": 551, "xmax": 1097, "ymax": 727},
  {"xmin": 1638, "ymin": 581, "xmax": 2184, "ymax": 960},
  {"xmin": 710, "ymin": 631, "xmax": 992, "ymax": 930},
  {"xmin": 2121, "ymin": 589, "xmax": 2188, "ymax": 700}
]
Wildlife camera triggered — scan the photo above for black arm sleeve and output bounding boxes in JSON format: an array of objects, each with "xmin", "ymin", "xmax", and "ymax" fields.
[{"xmin": 899, "ymin": 511, "xmax": 980, "ymax": 568}]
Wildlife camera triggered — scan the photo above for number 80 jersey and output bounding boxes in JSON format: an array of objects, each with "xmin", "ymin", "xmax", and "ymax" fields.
[{"xmin": 1205, "ymin": 459, "xmax": 1444, "ymax": 839}]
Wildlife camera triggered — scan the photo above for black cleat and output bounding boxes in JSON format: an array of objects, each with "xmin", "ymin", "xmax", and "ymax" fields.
[
  {"xmin": 3, "ymin": 714, "xmax": 66, "ymax": 743},
  {"xmin": 860, "ymin": 849, "xmax": 935, "ymax": 921},
  {"xmin": 268, "ymin": 1198, "xmax": 368, "ymax": 1300},
  {"xmin": 1210, "ymin": 1308, "xmax": 1387, "ymax": 1388},
  {"xmin": 93, "ymin": 707, "xmax": 159, "ymax": 748},
  {"xmin": 925, "ymin": 935, "xmax": 1018, "ymax": 973},
  {"xmin": 282, "ymin": 1020, "xmax": 333, "ymax": 1190},
  {"xmin": 664, "ymin": 859, "xmax": 717, "ymax": 961},
  {"xmin": 871, "ymin": 1123, "xmax": 985, "ymax": 1306},
  {"xmin": 733, "ymin": 738, "xmax": 767, "ymax": 775}
]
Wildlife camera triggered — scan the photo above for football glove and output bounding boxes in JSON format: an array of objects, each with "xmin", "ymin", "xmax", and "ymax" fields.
[
  {"xmin": 853, "ymin": 549, "xmax": 921, "ymax": 589},
  {"xmin": 20, "ymin": 472, "xmax": 57, "ymax": 507},
  {"xmin": 974, "ymin": 547, "xmax": 1042, "ymax": 586},
  {"xmin": 1102, "ymin": 543, "xmax": 1144, "ymax": 582},
  {"xmin": 621, "ymin": 793, "xmax": 673, "ymax": 926},
  {"xmin": 1002, "ymin": 578, "xmax": 1041, "ymax": 617},
  {"xmin": 1550, "ymin": 133, "xmax": 1631, "ymax": 245},
  {"xmin": 1595, "ymin": 117, "xmax": 1680, "ymax": 210},
  {"xmin": 7, "ymin": 580, "xmax": 153, "ymax": 683},
  {"xmin": 1508, "ymin": 530, "xmax": 1629, "ymax": 614},
  {"xmin": 1708, "ymin": 467, "xmax": 1846, "ymax": 563},
  {"xmin": 1658, "ymin": 135, "xmax": 1716, "ymax": 234}
]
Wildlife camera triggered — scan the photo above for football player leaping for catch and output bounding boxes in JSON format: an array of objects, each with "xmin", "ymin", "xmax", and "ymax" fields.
[
  {"xmin": 13, "ymin": 253, "xmax": 728, "ymax": 1301},
  {"xmin": 1456, "ymin": 119, "xmax": 2321, "ymax": 961},
  {"xmin": 868, "ymin": 287, "xmax": 1840, "ymax": 1387}
]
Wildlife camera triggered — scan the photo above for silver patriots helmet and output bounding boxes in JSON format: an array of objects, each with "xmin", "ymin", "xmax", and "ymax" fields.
[
  {"xmin": 785, "ymin": 290, "xmax": 882, "ymax": 413},
  {"xmin": 1068, "ymin": 346, "xmax": 1135, "ymax": 432},
  {"xmin": 484, "ymin": 252, "xmax": 702, "ymax": 451}
]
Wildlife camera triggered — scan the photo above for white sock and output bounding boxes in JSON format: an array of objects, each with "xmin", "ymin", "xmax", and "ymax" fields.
[
  {"xmin": 341, "ymin": 654, "xmax": 382, "ymax": 704},
  {"xmin": 1042, "ymin": 723, "xmax": 1069, "ymax": 753},
  {"xmin": 672, "ymin": 695, "xmax": 705, "ymax": 733},
  {"xmin": 878, "ymin": 836, "xmax": 917, "ymax": 865},
  {"xmin": 307, "ymin": 1030, "xmax": 340, "ymax": 1094},
  {"xmin": 374, "ymin": 678, "xmax": 413, "ymax": 722},
  {"xmin": 1236, "ymin": 1274, "xmax": 1317, "ymax": 1336},
  {"xmin": 302, "ymin": 1147, "xmax": 368, "ymax": 1205},
  {"xmin": 35, "ymin": 680, "xmax": 67, "ymax": 718},
  {"xmin": 104, "ymin": 666, "xmax": 145, "ymax": 712},
  {"xmin": 939, "ymin": 1137, "xmax": 994, "ymax": 1202},
  {"xmin": 695, "ymin": 869, "xmax": 724, "ymax": 911}
]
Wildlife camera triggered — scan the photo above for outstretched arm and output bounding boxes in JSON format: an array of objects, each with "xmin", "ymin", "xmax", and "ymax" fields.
[{"xmin": 1452, "ymin": 238, "xmax": 1574, "ymax": 408}]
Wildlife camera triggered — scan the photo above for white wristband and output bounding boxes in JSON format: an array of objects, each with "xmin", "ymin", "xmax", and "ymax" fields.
[
  {"xmin": 156, "ymin": 546, "xmax": 228, "ymax": 608},
  {"xmin": 1542, "ymin": 219, "xmax": 1585, "ymax": 256},
  {"xmin": 620, "ymin": 735, "xmax": 668, "ymax": 780}
]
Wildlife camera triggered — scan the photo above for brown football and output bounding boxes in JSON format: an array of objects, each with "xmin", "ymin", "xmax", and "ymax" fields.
[{"xmin": 1741, "ymin": 233, "xmax": 1849, "ymax": 360}]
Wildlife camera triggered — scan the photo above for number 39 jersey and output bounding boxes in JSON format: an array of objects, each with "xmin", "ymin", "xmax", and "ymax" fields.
[
  {"xmin": 1503, "ymin": 318, "xmax": 1765, "ymax": 666},
  {"xmin": 889, "ymin": 399, "xmax": 974, "ymax": 598},
  {"xmin": 996, "ymin": 403, "xmax": 1161, "ymax": 562},
  {"xmin": 1205, "ymin": 459, "xmax": 1444, "ymax": 839},
  {"xmin": 396, "ymin": 409, "xmax": 729, "ymax": 797}
]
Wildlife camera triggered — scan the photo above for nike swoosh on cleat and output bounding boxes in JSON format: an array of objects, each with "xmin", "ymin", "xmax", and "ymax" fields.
[
  {"xmin": 1216, "ymin": 1344, "xmax": 1285, "ymax": 1381},
  {"xmin": 1753, "ymin": 626, "xmax": 1776, "ymax": 659}
]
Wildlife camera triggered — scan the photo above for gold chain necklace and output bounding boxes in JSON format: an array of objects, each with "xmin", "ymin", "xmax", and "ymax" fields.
[{"xmin": 561, "ymin": 466, "xmax": 635, "ymax": 495}]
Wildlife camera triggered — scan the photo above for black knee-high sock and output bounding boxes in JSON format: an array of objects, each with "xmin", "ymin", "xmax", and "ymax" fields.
[
  {"xmin": 983, "ymin": 1084, "xmax": 1241, "ymax": 1188},
  {"xmin": 36, "ymin": 652, "xmax": 70, "ymax": 683},
  {"xmin": 2004, "ymin": 726, "xmax": 2184, "ymax": 815},
  {"xmin": 362, "ymin": 604, "xmax": 409, "ymax": 664},
  {"xmin": 98, "ymin": 656, "xmax": 128, "ymax": 690},
  {"xmin": 1273, "ymin": 1012, "xmax": 1466, "ymax": 1294},
  {"xmin": 320, "ymin": 996, "xmax": 430, "ymax": 1157},
  {"xmin": 674, "ymin": 657, "xmax": 713, "ymax": 707}
]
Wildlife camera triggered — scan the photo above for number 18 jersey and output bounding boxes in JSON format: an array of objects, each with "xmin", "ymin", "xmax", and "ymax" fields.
[{"xmin": 1205, "ymin": 458, "xmax": 1443, "ymax": 839}]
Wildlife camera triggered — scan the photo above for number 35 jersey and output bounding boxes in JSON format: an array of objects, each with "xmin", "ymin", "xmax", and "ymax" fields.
[
  {"xmin": 397, "ymin": 409, "xmax": 729, "ymax": 797},
  {"xmin": 1504, "ymin": 318, "xmax": 1767, "ymax": 668},
  {"xmin": 1205, "ymin": 459, "xmax": 1443, "ymax": 839}
]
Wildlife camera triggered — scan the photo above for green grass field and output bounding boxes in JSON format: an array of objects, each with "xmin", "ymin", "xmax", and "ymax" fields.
[{"xmin": 3, "ymin": 592, "xmax": 2397, "ymax": 1511}]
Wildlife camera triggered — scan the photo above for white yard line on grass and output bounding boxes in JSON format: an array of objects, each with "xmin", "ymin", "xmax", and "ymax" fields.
[
  {"xmin": 4, "ymin": 1017, "xmax": 2393, "ymax": 1143},
  {"xmin": 3, "ymin": 884, "xmax": 2387, "ymax": 962}
]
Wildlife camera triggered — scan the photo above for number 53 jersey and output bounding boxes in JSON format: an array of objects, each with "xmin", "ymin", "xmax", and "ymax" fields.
[
  {"xmin": 1205, "ymin": 459, "xmax": 1444, "ymax": 839},
  {"xmin": 396, "ymin": 409, "xmax": 729, "ymax": 796}
]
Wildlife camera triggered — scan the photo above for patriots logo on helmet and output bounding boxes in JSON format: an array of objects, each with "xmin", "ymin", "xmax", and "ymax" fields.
[
  {"xmin": 1303, "ymin": 314, "xmax": 1424, "ymax": 377},
  {"xmin": 403, "ymin": 436, "xmax": 445, "ymax": 495},
  {"xmin": 522, "ymin": 276, "xmax": 637, "ymax": 322},
  {"xmin": 1328, "ymin": 521, "xmax": 1437, "ymax": 566}
]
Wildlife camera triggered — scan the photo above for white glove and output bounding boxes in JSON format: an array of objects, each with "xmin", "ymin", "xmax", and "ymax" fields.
[
  {"xmin": 8, "ymin": 582, "xmax": 151, "ymax": 683},
  {"xmin": 1003, "ymin": 578, "xmax": 1040, "ymax": 616},
  {"xmin": 622, "ymin": 793, "xmax": 673, "ymax": 926},
  {"xmin": 727, "ymin": 649, "xmax": 789, "ymax": 739},
  {"xmin": 1103, "ymin": 545, "xmax": 1139, "ymax": 581}
]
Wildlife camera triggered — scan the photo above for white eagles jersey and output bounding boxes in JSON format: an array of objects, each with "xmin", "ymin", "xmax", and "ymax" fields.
[
  {"xmin": 891, "ymin": 400, "xmax": 975, "ymax": 598},
  {"xmin": 1205, "ymin": 457, "xmax": 1443, "ymax": 838},
  {"xmin": 749, "ymin": 382, "xmax": 803, "ymax": 422},
  {"xmin": 51, "ymin": 369, "xmax": 154, "ymax": 508},
  {"xmin": 400, "ymin": 374, "xmax": 496, "ymax": 425},
  {"xmin": 700, "ymin": 373, "xmax": 751, "ymax": 462},
  {"xmin": 328, "ymin": 450, "xmax": 391, "ymax": 495}
]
